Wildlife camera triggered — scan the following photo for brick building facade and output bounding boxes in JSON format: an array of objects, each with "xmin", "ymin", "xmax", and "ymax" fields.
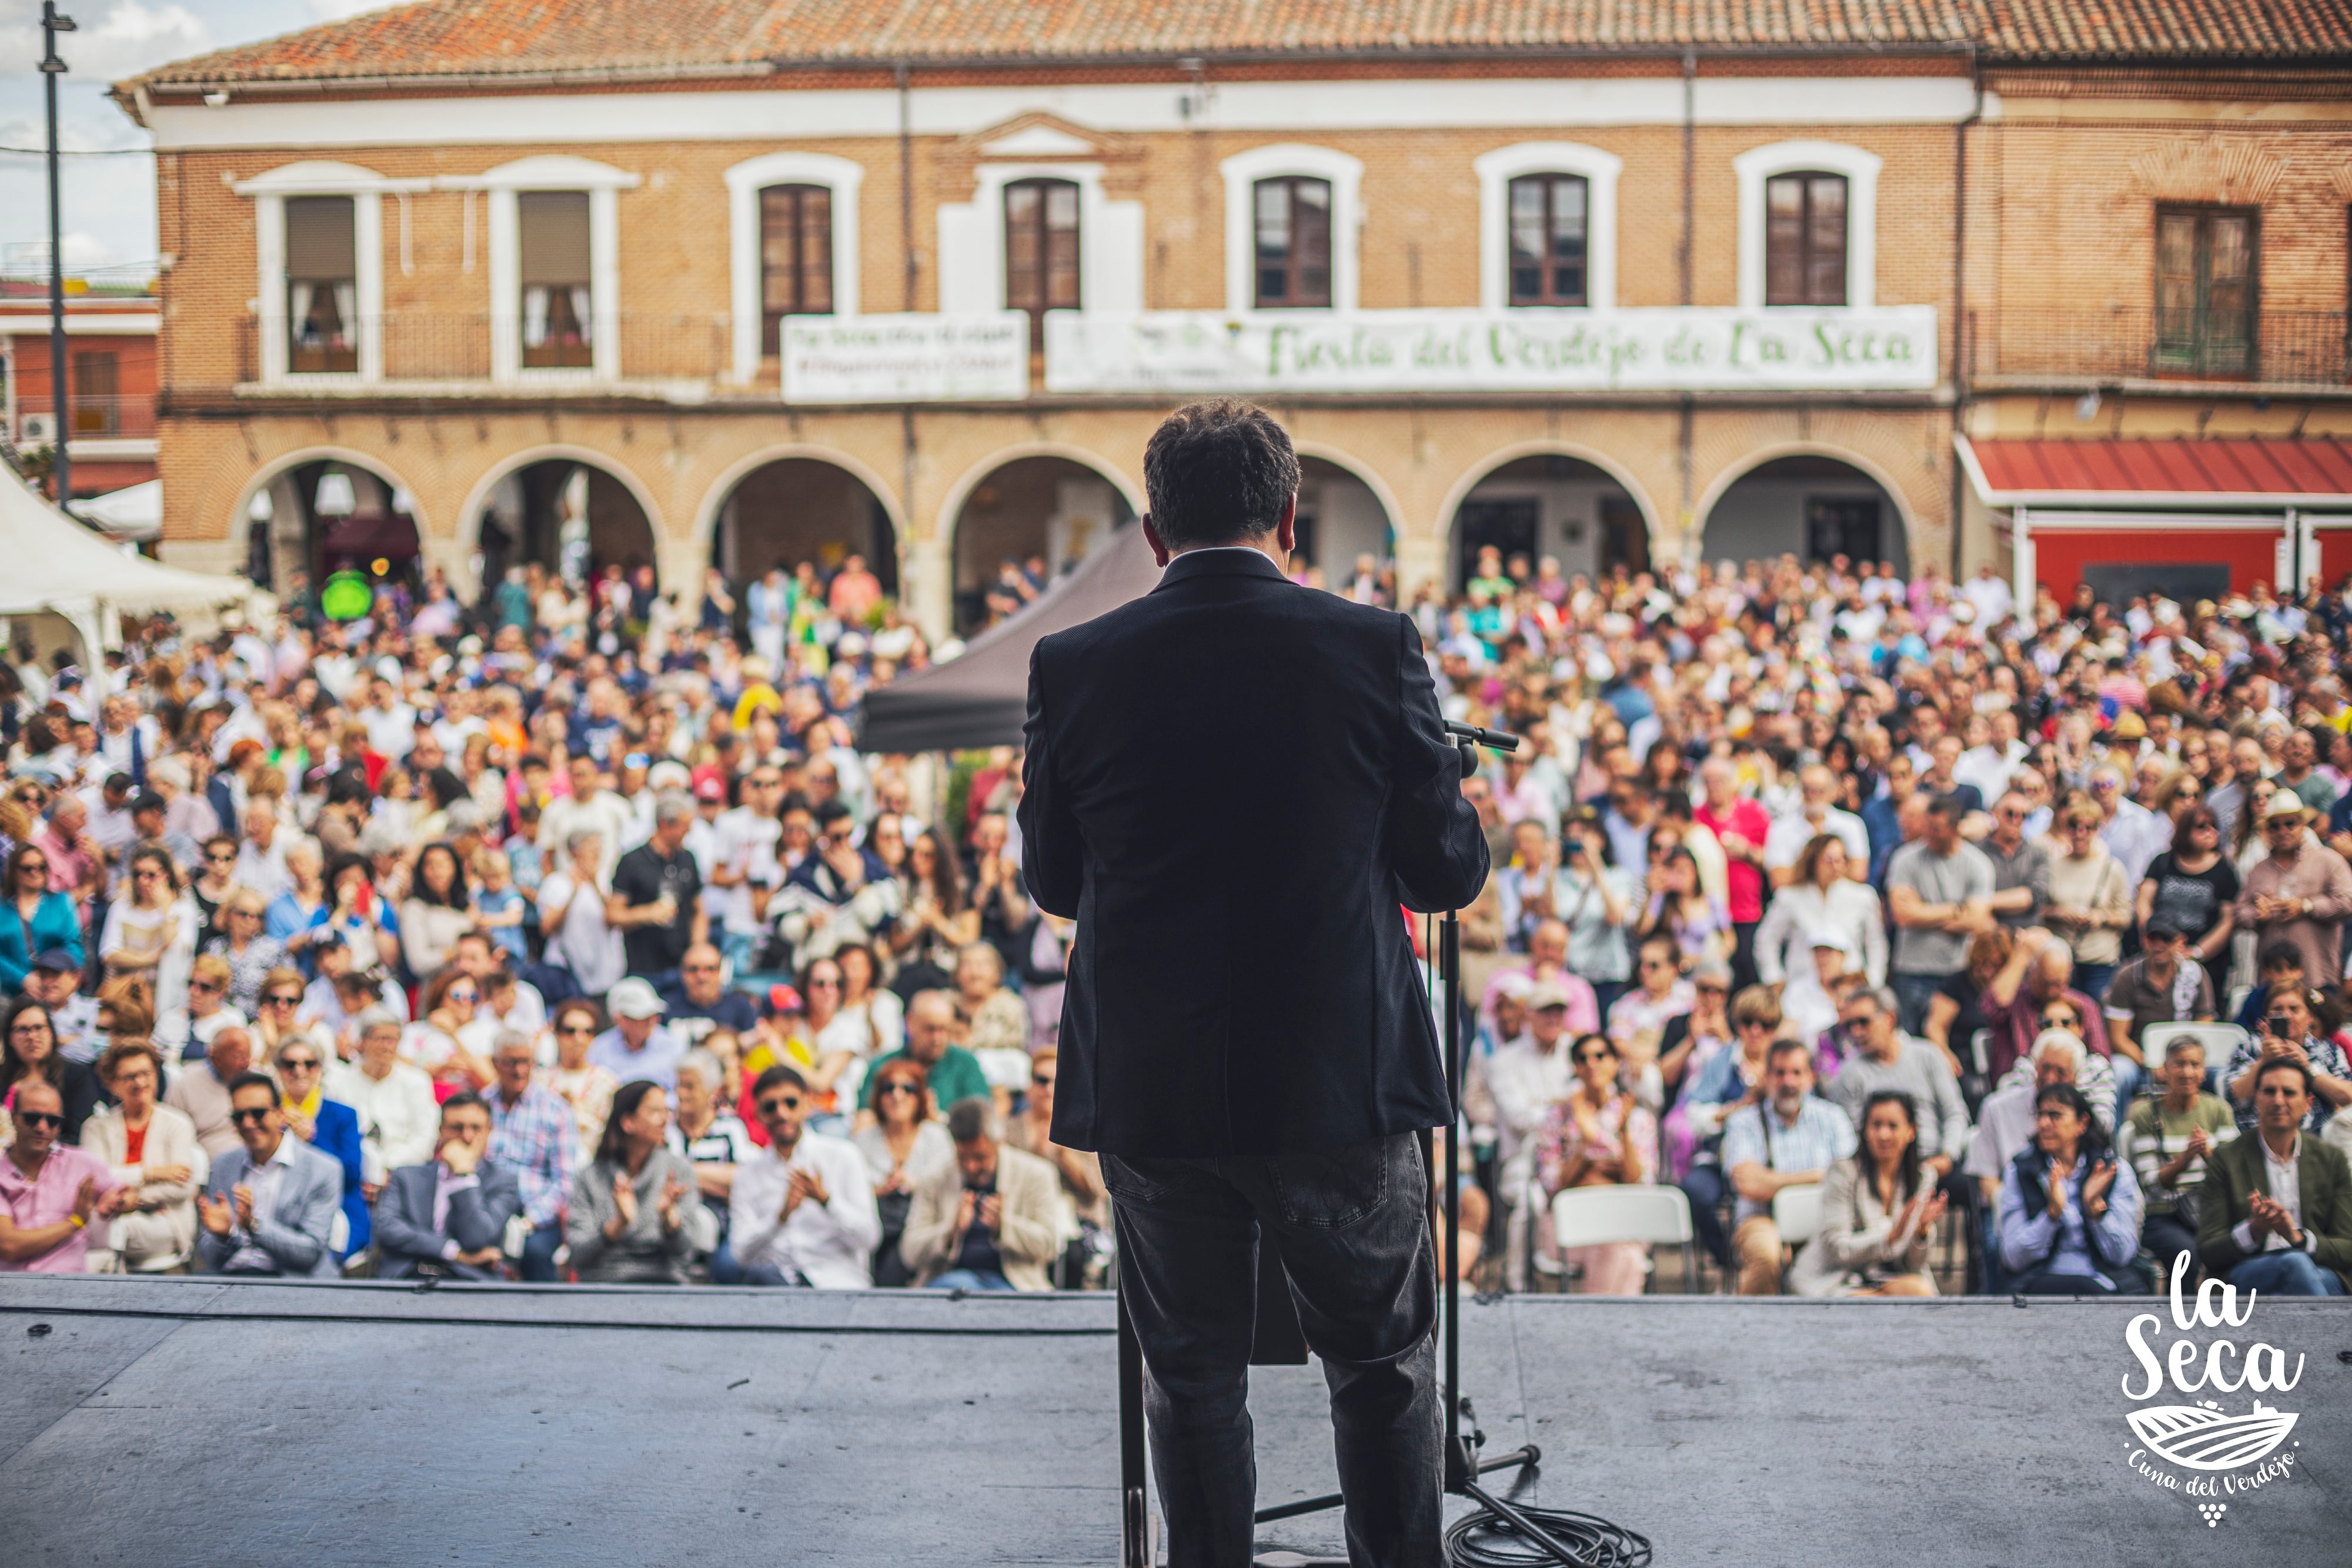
[{"xmin": 114, "ymin": 3, "xmax": 2352, "ymax": 634}]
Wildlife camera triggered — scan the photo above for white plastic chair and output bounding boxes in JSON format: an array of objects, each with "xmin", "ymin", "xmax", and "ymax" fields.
[
  {"xmin": 974, "ymin": 1048, "xmax": 1034, "ymax": 1093},
  {"xmin": 1770, "ymin": 1182, "xmax": 1825, "ymax": 1246},
  {"xmin": 1550, "ymin": 1186, "xmax": 1696, "ymax": 1294},
  {"xmin": 2143, "ymin": 1022, "xmax": 2244, "ymax": 1075}
]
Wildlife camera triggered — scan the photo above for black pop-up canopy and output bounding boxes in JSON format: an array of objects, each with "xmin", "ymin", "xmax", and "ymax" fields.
[{"xmin": 858, "ymin": 522, "xmax": 1162, "ymax": 753}]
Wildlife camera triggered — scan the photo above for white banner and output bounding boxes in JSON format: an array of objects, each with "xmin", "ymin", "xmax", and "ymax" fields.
[
  {"xmin": 783, "ymin": 312, "xmax": 1029, "ymax": 403},
  {"xmin": 1045, "ymin": 307, "xmax": 1940, "ymax": 394}
]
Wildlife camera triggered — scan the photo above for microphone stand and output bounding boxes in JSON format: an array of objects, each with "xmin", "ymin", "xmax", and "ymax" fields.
[{"xmin": 1117, "ymin": 722, "xmax": 1588, "ymax": 1568}]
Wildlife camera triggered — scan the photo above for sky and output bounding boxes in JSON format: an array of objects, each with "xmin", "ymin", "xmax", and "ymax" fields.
[{"xmin": 0, "ymin": 0, "xmax": 379, "ymax": 273}]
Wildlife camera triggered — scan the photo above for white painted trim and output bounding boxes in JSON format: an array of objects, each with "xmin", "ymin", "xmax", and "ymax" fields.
[
  {"xmin": 0, "ymin": 315, "xmax": 159, "ymax": 336},
  {"xmin": 62, "ymin": 439, "xmax": 159, "ymax": 460},
  {"xmin": 245, "ymin": 165, "xmax": 386, "ymax": 385},
  {"xmin": 936, "ymin": 162, "xmax": 1144, "ymax": 316},
  {"xmin": 146, "ymin": 78, "xmax": 1989, "ymax": 151},
  {"xmin": 1220, "ymin": 144, "xmax": 1363, "ymax": 313},
  {"xmin": 722, "ymin": 151, "xmax": 865, "ymax": 383},
  {"xmin": 477, "ymin": 156, "xmax": 635, "ymax": 383},
  {"xmin": 1732, "ymin": 140, "xmax": 1880, "ymax": 309},
  {"xmin": 1472, "ymin": 142, "xmax": 1621, "ymax": 311}
]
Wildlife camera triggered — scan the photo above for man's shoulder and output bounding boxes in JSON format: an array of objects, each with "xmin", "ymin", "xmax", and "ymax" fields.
[{"xmin": 1038, "ymin": 577, "xmax": 1402, "ymax": 663}]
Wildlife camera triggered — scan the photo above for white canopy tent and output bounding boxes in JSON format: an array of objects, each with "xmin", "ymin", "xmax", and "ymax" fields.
[
  {"xmin": 0, "ymin": 465, "xmax": 251, "ymax": 700},
  {"xmin": 79, "ymin": 479, "xmax": 164, "ymax": 541}
]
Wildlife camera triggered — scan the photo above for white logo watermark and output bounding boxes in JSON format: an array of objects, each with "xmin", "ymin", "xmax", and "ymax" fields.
[{"xmin": 2119, "ymin": 1255, "xmax": 2304, "ymax": 1508}]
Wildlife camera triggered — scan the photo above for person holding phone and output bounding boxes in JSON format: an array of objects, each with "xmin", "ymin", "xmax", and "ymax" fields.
[
  {"xmin": 1996, "ymin": 1081, "xmax": 2147, "ymax": 1294},
  {"xmin": 2223, "ymin": 984, "xmax": 2352, "ymax": 1135}
]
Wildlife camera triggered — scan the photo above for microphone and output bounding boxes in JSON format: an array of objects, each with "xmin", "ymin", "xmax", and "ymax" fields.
[{"xmin": 1443, "ymin": 720, "xmax": 1520, "ymax": 753}]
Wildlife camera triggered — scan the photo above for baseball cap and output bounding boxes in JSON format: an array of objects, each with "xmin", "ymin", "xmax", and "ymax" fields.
[
  {"xmin": 606, "ymin": 977, "xmax": 667, "ymax": 1019},
  {"xmin": 766, "ymin": 983, "xmax": 805, "ymax": 1015},
  {"xmin": 29, "ymin": 947, "xmax": 78, "ymax": 974},
  {"xmin": 694, "ymin": 775, "xmax": 726, "ymax": 804}
]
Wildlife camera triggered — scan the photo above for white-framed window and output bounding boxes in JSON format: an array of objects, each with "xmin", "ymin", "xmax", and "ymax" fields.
[
  {"xmin": 936, "ymin": 162, "xmax": 1143, "ymax": 320},
  {"xmin": 1473, "ymin": 143, "xmax": 1621, "ymax": 310},
  {"xmin": 235, "ymin": 161, "xmax": 426, "ymax": 385},
  {"xmin": 1732, "ymin": 141, "xmax": 1881, "ymax": 309},
  {"xmin": 441, "ymin": 155, "xmax": 639, "ymax": 382},
  {"xmin": 723, "ymin": 151, "xmax": 864, "ymax": 383},
  {"xmin": 1220, "ymin": 145, "xmax": 1362, "ymax": 313}
]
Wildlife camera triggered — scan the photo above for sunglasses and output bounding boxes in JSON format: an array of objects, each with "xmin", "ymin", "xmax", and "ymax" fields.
[
  {"xmin": 189, "ymin": 978, "xmax": 223, "ymax": 992},
  {"xmin": 1574, "ymin": 1051, "xmax": 1617, "ymax": 1066},
  {"xmin": 206, "ymin": 851, "xmax": 237, "ymax": 864},
  {"xmin": 557, "ymin": 1023, "xmax": 597, "ymax": 1036},
  {"xmin": 230, "ymin": 1106, "xmax": 275, "ymax": 1125},
  {"xmin": 807, "ymin": 977, "xmax": 841, "ymax": 989},
  {"xmin": 17, "ymin": 860, "xmax": 46, "ymax": 875},
  {"xmin": 264, "ymin": 994, "xmax": 302, "ymax": 1007},
  {"xmin": 280, "ymin": 1058, "xmax": 320, "ymax": 1072},
  {"xmin": 1032, "ymin": 1072, "xmax": 1056, "ymax": 1088},
  {"xmin": 756, "ymin": 1094, "xmax": 804, "ymax": 1115},
  {"xmin": 14, "ymin": 1109, "xmax": 62, "ymax": 1131},
  {"xmin": 877, "ymin": 1081, "xmax": 921, "ymax": 1097}
]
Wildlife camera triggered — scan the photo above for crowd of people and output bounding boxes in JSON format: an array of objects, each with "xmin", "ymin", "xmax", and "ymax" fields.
[{"xmin": 2, "ymin": 537, "xmax": 2350, "ymax": 1300}]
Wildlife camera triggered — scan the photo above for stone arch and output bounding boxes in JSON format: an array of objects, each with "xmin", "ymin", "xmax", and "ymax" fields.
[
  {"xmin": 229, "ymin": 445, "xmax": 429, "ymax": 591},
  {"xmin": 1436, "ymin": 441, "xmax": 1667, "ymax": 590},
  {"xmin": 1694, "ymin": 442, "xmax": 1921, "ymax": 574},
  {"xmin": 1289, "ymin": 442, "xmax": 1404, "ymax": 587},
  {"xmin": 453, "ymin": 443, "xmax": 667, "ymax": 594},
  {"xmin": 937, "ymin": 443, "xmax": 1144, "ymax": 637},
  {"xmin": 696, "ymin": 444, "xmax": 907, "ymax": 596}
]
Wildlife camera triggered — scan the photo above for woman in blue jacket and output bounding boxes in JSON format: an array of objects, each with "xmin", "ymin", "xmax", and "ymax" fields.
[
  {"xmin": 0, "ymin": 844, "xmax": 83, "ymax": 994},
  {"xmin": 272, "ymin": 1034, "xmax": 371, "ymax": 1259}
]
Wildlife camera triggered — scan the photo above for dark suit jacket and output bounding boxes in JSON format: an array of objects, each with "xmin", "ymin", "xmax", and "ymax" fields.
[
  {"xmin": 2196, "ymin": 1129, "xmax": 2352, "ymax": 1292},
  {"xmin": 372, "ymin": 1158, "xmax": 524, "ymax": 1281},
  {"xmin": 1020, "ymin": 547, "xmax": 1488, "ymax": 1156}
]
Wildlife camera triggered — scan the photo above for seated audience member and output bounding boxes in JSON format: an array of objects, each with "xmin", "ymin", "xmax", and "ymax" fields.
[
  {"xmin": 374, "ymin": 1091, "xmax": 524, "ymax": 1281},
  {"xmin": 1966, "ymin": 1028, "xmax": 2092, "ymax": 1290},
  {"xmin": 270, "ymin": 1035, "xmax": 368, "ymax": 1260},
  {"xmin": 670, "ymin": 1048, "xmax": 756, "ymax": 1279},
  {"xmin": 2120, "ymin": 1036, "xmax": 2237, "ymax": 1285},
  {"xmin": 326, "ymin": 1009, "xmax": 441, "ymax": 1183},
  {"xmin": 1720, "ymin": 1039, "xmax": 1858, "ymax": 1295},
  {"xmin": 1996, "ymin": 1082, "xmax": 2147, "ymax": 1295},
  {"xmin": 1989, "ymin": 994, "xmax": 2119, "ymax": 1131},
  {"xmin": 81, "ymin": 1040, "xmax": 199, "ymax": 1269},
  {"xmin": 1486, "ymin": 979, "xmax": 1576, "ymax": 1290},
  {"xmin": 730, "ymin": 1065, "xmax": 880, "ymax": 1288},
  {"xmin": 566, "ymin": 1079, "xmax": 700, "ymax": 1285},
  {"xmin": 546, "ymin": 1000, "xmax": 622, "ymax": 1151},
  {"xmin": 1653, "ymin": 959, "xmax": 1733, "ymax": 1099},
  {"xmin": 1535, "ymin": 1033, "xmax": 1657, "ymax": 1294},
  {"xmin": 951, "ymin": 941, "xmax": 1030, "ymax": 1057},
  {"xmin": 660, "ymin": 942, "xmax": 760, "ymax": 1045},
  {"xmin": 590, "ymin": 978, "xmax": 689, "ymax": 1090},
  {"xmin": 901, "ymin": 1096, "xmax": 1060, "ymax": 1292},
  {"xmin": 2196, "ymin": 1056, "xmax": 2352, "ymax": 1296},
  {"xmin": 1920, "ymin": 928, "xmax": 2012, "ymax": 1096},
  {"xmin": 1672, "ymin": 986, "xmax": 1783, "ymax": 1266},
  {"xmin": 1792, "ymin": 1090, "xmax": 1946, "ymax": 1296},
  {"xmin": 2100, "ymin": 920, "xmax": 2216, "ymax": 1102},
  {"xmin": 2224, "ymin": 983, "xmax": 2352, "ymax": 1135},
  {"xmin": 3, "ymin": 995, "xmax": 102, "ymax": 1143},
  {"xmin": 860, "ymin": 991, "xmax": 990, "ymax": 1122},
  {"xmin": 2232, "ymin": 941, "xmax": 2307, "ymax": 1032},
  {"xmin": 0, "ymin": 1079, "xmax": 132, "ymax": 1272},
  {"xmin": 28, "ymin": 951, "xmax": 102, "ymax": 1065},
  {"xmin": 1820, "ymin": 986, "xmax": 1972, "ymax": 1190},
  {"xmin": 1605, "ymin": 932, "xmax": 1695, "ymax": 1059},
  {"xmin": 484, "ymin": 1029, "xmax": 578, "ymax": 1283},
  {"xmin": 854, "ymin": 1056, "xmax": 953, "ymax": 1287},
  {"xmin": 157, "ymin": 954, "xmax": 248, "ymax": 1065},
  {"xmin": 1980, "ymin": 928, "xmax": 2112, "ymax": 1080},
  {"xmin": 195, "ymin": 1072, "xmax": 343, "ymax": 1279},
  {"xmin": 164, "ymin": 1024, "xmax": 257, "ymax": 1159},
  {"xmin": 1005, "ymin": 1048, "xmax": 1108, "ymax": 1272}
]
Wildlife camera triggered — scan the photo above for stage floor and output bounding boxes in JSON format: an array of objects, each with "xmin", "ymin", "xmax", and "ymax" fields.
[{"xmin": 1, "ymin": 1276, "xmax": 2344, "ymax": 1566}]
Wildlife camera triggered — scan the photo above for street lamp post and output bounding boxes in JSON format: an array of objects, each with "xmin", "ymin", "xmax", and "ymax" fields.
[{"xmin": 40, "ymin": 2, "xmax": 78, "ymax": 508}]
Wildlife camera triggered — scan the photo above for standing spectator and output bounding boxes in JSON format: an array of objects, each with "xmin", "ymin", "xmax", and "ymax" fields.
[
  {"xmin": 1753, "ymin": 834, "xmax": 1885, "ymax": 1019},
  {"xmin": 538, "ymin": 829, "xmax": 623, "ymax": 998},
  {"xmin": 2233, "ymin": 794, "xmax": 2352, "ymax": 991},
  {"xmin": 2120, "ymin": 1037, "xmax": 2236, "ymax": 1285},
  {"xmin": 2092, "ymin": 763, "xmax": 2171, "ymax": 891},
  {"xmin": 484, "ymin": 1029, "xmax": 578, "ymax": 1282},
  {"xmin": 589, "ymin": 977, "xmax": 688, "ymax": 1091},
  {"xmin": 399, "ymin": 842, "xmax": 475, "ymax": 980},
  {"xmin": 565, "ymin": 1079, "xmax": 699, "ymax": 1285},
  {"xmin": 1995, "ymin": 1082, "xmax": 2146, "ymax": 1295},
  {"xmin": 194, "ymin": 1072, "xmax": 343, "ymax": 1279},
  {"xmin": 1763, "ymin": 765, "xmax": 1868, "ymax": 887},
  {"xmin": 2196, "ymin": 1057, "xmax": 2352, "ymax": 1296},
  {"xmin": 374, "ymin": 1091, "xmax": 524, "ymax": 1281},
  {"xmin": 0, "ymin": 842, "xmax": 81, "ymax": 995},
  {"xmin": 2136, "ymin": 807, "xmax": 2238, "ymax": 1002},
  {"xmin": 2043, "ymin": 804, "xmax": 2132, "ymax": 1001},
  {"xmin": 1534, "ymin": 1033, "xmax": 1656, "ymax": 1294},
  {"xmin": 2100, "ymin": 920, "xmax": 2216, "ymax": 1101},
  {"xmin": 2, "ymin": 997, "xmax": 101, "ymax": 1144},
  {"xmin": 1885, "ymin": 795, "xmax": 1995, "ymax": 1034},
  {"xmin": 1790, "ymin": 1090, "xmax": 1945, "ymax": 1298},
  {"xmin": 80, "ymin": 1039, "xmax": 199, "ymax": 1270},
  {"xmin": 1692, "ymin": 759, "xmax": 1770, "ymax": 987},
  {"xmin": 900, "ymin": 1096, "xmax": 1061, "ymax": 1292},
  {"xmin": 1720, "ymin": 1039, "xmax": 1857, "ymax": 1296},
  {"xmin": 610, "ymin": 792, "xmax": 705, "ymax": 985},
  {"xmin": 1977, "ymin": 790, "xmax": 2051, "ymax": 930},
  {"xmin": 0, "ymin": 1079, "xmax": 130, "ymax": 1272},
  {"xmin": 101, "ymin": 845, "xmax": 198, "ymax": 1020},
  {"xmin": 730, "ymin": 1064, "xmax": 880, "ymax": 1287}
]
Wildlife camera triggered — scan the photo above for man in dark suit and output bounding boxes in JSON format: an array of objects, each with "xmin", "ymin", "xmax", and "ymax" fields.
[
  {"xmin": 1020, "ymin": 400, "xmax": 1487, "ymax": 1566},
  {"xmin": 373, "ymin": 1091, "xmax": 524, "ymax": 1282},
  {"xmin": 2197, "ymin": 1056, "xmax": 2352, "ymax": 1295}
]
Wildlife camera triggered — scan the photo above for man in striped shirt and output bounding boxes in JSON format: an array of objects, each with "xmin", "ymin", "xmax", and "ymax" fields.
[{"xmin": 485, "ymin": 1031, "xmax": 579, "ymax": 1282}]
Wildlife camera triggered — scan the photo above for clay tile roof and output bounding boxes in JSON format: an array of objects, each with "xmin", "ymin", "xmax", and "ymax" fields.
[
  {"xmin": 116, "ymin": 0, "xmax": 2352, "ymax": 92},
  {"xmin": 1963, "ymin": 437, "xmax": 2352, "ymax": 503}
]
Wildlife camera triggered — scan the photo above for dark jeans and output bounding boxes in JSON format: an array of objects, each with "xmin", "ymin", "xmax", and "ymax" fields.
[
  {"xmin": 518, "ymin": 1220, "xmax": 563, "ymax": 1283},
  {"xmin": 1679, "ymin": 1164, "xmax": 1732, "ymax": 1268},
  {"xmin": 1104, "ymin": 1131, "xmax": 1439, "ymax": 1568},
  {"xmin": 1890, "ymin": 972, "xmax": 1949, "ymax": 1037},
  {"xmin": 2229, "ymin": 1249, "xmax": 2348, "ymax": 1296},
  {"xmin": 2143, "ymin": 1213, "xmax": 2199, "ymax": 1288},
  {"xmin": 1730, "ymin": 920, "xmax": 1760, "ymax": 994}
]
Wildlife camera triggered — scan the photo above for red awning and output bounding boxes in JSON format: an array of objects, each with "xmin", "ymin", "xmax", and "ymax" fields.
[{"xmin": 1957, "ymin": 436, "xmax": 2352, "ymax": 509}]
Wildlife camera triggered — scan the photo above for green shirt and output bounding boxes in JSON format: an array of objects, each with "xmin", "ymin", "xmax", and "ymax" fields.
[
  {"xmin": 863, "ymin": 1045, "xmax": 991, "ymax": 1115},
  {"xmin": 2122, "ymin": 1094, "xmax": 2237, "ymax": 1215}
]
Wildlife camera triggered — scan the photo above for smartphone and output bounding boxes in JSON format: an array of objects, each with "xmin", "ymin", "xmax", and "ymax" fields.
[{"xmin": 2266, "ymin": 1013, "xmax": 2291, "ymax": 1040}]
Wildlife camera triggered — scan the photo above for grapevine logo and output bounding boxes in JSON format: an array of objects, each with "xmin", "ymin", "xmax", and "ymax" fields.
[{"xmin": 2119, "ymin": 1256, "xmax": 2304, "ymax": 1514}]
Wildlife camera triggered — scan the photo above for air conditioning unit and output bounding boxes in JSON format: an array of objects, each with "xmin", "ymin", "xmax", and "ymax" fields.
[{"xmin": 17, "ymin": 412, "xmax": 58, "ymax": 444}]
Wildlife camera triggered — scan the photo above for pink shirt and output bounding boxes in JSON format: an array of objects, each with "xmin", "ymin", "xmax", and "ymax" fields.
[{"xmin": 0, "ymin": 1145, "xmax": 119, "ymax": 1273}]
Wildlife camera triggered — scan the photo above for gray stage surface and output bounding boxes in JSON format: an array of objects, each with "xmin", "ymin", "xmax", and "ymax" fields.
[{"xmin": 1, "ymin": 1275, "xmax": 2345, "ymax": 1566}]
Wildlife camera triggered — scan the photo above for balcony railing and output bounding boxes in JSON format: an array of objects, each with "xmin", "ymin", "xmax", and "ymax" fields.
[
  {"xmin": 227, "ymin": 313, "xmax": 731, "ymax": 386},
  {"xmin": 1968, "ymin": 307, "xmax": 2349, "ymax": 389},
  {"xmin": 14, "ymin": 393, "xmax": 158, "ymax": 442}
]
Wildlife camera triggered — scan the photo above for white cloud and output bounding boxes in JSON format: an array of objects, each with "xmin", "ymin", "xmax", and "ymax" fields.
[
  {"xmin": 306, "ymin": 0, "xmax": 386, "ymax": 17},
  {"xmin": 1, "ymin": 231, "xmax": 121, "ymax": 269},
  {"xmin": 0, "ymin": 0, "xmax": 212, "ymax": 83}
]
